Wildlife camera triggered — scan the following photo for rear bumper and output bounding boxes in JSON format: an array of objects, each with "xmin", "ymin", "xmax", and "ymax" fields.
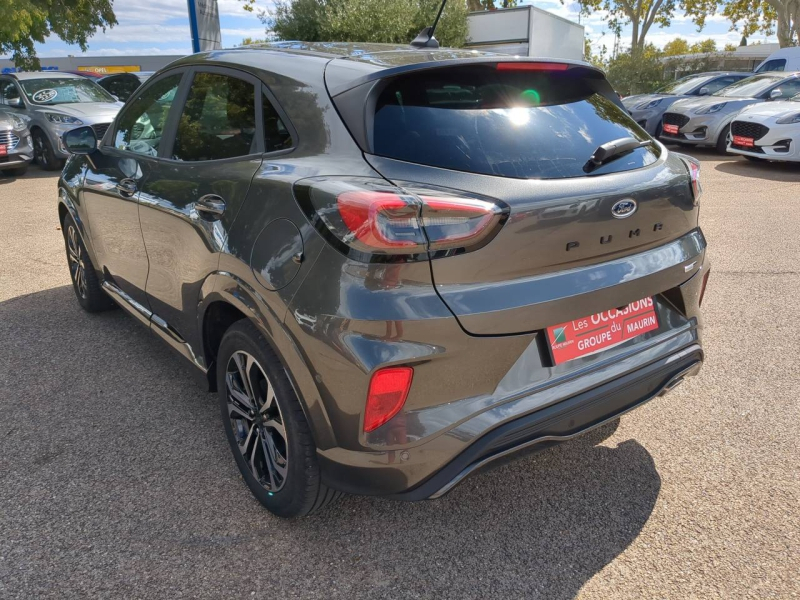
[{"xmin": 391, "ymin": 345, "xmax": 702, "ymax": 500}]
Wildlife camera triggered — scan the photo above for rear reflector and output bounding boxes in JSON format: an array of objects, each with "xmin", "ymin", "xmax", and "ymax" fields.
[
  {"xmin": 496, "ymin": 62, "xmax": 569, "ymax": 72},
  {"xmin": 699, "ymin": 269, "xmax": 711, "ymax": 307},
  {"xmin": 364, "ymin": 367, "xmax": 413, "ymax": 432}
]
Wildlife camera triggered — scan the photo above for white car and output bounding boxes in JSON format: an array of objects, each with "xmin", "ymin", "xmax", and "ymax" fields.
[{"xmin": 728, "ymin": 93, "xmax": 800, "ymax": 161}]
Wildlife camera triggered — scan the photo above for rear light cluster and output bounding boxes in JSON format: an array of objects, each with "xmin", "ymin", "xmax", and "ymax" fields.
[
  {"xmin": 679, "ymin": 155, "xmax": 702, "ymax": 204},
  {"xmin": 294, "ymin": 177, "xmax": 508, "ymax": 261},
  {"xmin": 364, "ymin": 367, "xmax": 413, "ymax": 432}
]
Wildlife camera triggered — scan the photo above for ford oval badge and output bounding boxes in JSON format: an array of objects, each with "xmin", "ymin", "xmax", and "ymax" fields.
[{"xmin": 611, "ymin": 199, "xmax": 637, "ymax": 219}]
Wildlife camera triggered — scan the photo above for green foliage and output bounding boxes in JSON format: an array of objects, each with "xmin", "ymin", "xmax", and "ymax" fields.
[
  {"xmin": 724, "ymin": 42, "xmax": 738, "ymax": 50},
  {"xmin": 663, "ymin": 37, "xmax": 690, "ymax": 55},
  {"xmin": 690, "ymin": 38, "xmax": 718, "ymax": 52},
  {"xmin": 569, "ymin": 0, "xmax": 678, "ymax": 56},
  {"xmin": 1, "ymin": 0, "xmax": 116, "ymax": 69},
  {"xmin": 266, "ymin": 0, "xmax": 469, "ymax": 48},
  {"xmin": 604, "ymin": 44, "xmax": 668, "ymax": 95},
  {"xmin": 683, "ymin": 0, "xmax": 797, "ymax": 47},
  {"xmin": 466, "ymin": 0, "xmax": 519, "ymax": 8}
]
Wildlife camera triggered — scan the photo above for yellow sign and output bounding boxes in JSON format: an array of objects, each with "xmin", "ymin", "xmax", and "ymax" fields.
[{"xmin": 77, "ymin": 65, "xmax": 141, "ymax": 74}]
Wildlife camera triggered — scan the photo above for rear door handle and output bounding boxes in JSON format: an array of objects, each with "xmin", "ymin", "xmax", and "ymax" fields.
[
  {"xmin": 195, "ymin": 194, "xmax": 226, "ymax": 220},
  {"xmin": 116, "ymin": 178, "xmax": 137, "ymax": 197}
]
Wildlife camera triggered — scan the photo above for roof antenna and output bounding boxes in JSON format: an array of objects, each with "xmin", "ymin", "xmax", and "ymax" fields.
[{"xmin": 411, "ymin": 0, "xmax": 448, "ymax": 49}]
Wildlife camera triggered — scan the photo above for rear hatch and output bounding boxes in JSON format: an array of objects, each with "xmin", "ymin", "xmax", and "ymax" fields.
[{"xmin": 327, "ymin": 59, "xmax": 701, "ymax": 335}]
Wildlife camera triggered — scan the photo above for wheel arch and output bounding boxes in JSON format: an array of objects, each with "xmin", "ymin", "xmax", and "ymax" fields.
[{"xmin": 198, "ymin": 273, "xmax": 336, "ymax": 449}]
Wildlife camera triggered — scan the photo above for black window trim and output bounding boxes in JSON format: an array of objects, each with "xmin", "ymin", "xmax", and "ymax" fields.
[
  {"xmin": 103, "ymin": 66, "xmax": 189, "ymax": 160},
  {"xmin": 0, "ymin": 76, "xmax": 26, "ymax": 109}
]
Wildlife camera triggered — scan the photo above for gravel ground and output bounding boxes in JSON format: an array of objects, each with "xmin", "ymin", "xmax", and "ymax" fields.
[{"xmin": 0, "ymin": 153, "xmax": 798, "ymax": 599}]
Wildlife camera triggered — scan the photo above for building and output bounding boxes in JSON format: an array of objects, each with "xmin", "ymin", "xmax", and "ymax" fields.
[
  {"xmin": 0, "ymin": 55, "xmax": 183, "ymax": 75},
  {"xmin": 464, "ymin": 6, "xmax": 584, "ymax": 61}
]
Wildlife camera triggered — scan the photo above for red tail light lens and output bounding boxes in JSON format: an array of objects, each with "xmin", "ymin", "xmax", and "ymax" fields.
[
  {"xmin": 496, "ymin": 62, "xmax": 570, "ymax": 72},
  {"xmin": 364, "ymin": 367, "xmax": 413, "ymax": 432},
  {"xmin": 679, "ymin": 155, "xmax": 702, "ymax": 204},
  {"xmin": 294, "ymin": 177, "xmax": 508, "ymax": 261}
]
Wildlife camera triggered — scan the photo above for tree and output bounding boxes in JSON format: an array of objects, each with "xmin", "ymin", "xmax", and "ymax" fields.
[
  {"xmin": 663, "ymin": 37, "xmax": 691, "ymax": 55},
  {"xmin": 690, "ymin": 38, "xmax": 717, "ymax": 52},
  {"xmin": 684, "ymin": 0, "xmax": 799, "ymax": 47},
  {"xmin": 583, "ymin": 37, "xmax": 607, "ymax": 67},
  {"xmin": 467, "ymin": 0, "xmax": 518, "ymax": 9},
  {"xmin": 605, "ymin": 43, "xmax": 668, "ymax": 94},
  {"xmin": 724, "ymin": 42, "xmax": 738, "ymax": 50},
  {"xmin": 266, "ymin": 0, "xmax": 469, "ymax": 48},
  {"xmin": 569, "ymin": 0, "xmax": 678, "ymax": 57},
  {"xmin": 1, "ymin": 0, "xmax": 116, "ymax": 69}
]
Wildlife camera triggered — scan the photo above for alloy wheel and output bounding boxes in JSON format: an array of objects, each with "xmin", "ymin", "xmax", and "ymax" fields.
[
  {"xmin": 66, "ymin": 225, "xmax": 87, "ymax": 298},
  {"xmin": 225, "ymin": 351, "xmax": 289, "ymax": 493},
  {"xmin": 33, "ymin": 133, "xmax": 47, "ymax": 167}
]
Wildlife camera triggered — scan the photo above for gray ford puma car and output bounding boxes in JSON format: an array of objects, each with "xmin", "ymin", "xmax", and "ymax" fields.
[{"xmin": 57, "ymin": 42, "xmax": 709, "ymax": 518}]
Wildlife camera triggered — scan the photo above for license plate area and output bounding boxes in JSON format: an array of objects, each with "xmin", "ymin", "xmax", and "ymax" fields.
[
  {"xmin": 732, "ymin": 135, "xmax": 754, "ymax": 148},
  {"xmin": 663, "ymin": 124, "xmax": 679, "ymax": 135},
  {"xmin": 0, "ymin": 145, "xmax": 7, "ymax": 156},
  {"xmin": 546, "ymin": 298, "xmax": 660, "ymax": 365}
]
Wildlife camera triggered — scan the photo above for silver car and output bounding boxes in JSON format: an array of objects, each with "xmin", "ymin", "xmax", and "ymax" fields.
[
  {"xmin": 623, "ymin": 72, "xmax": 749, "ymax": 136},
  {"xmin": 660, "ymin": 72, "xmax": 800, "ymax": 153},
  {"xmin": 0, "ymin": 72, "xmax": 122, "ymax": 170},
  {"xmin": 0, "ymin": 108, "xmax": 33, "ymax": 176}
]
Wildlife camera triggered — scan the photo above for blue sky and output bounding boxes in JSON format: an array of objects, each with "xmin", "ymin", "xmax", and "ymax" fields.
[{"xmin": 9, "ymin": 0, "xmax": 778, "ymax": 59}]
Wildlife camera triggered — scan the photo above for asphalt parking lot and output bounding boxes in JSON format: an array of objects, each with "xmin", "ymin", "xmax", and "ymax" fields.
[{"xmin": 1, "ymin": 151, "xmax": 798, "ymax": 599}]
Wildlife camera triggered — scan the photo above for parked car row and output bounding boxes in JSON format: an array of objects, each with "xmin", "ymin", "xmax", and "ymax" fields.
[
  {"xmin": 0, "ymin": 71, "xmax": 142, "ymax": 176},
  {"xmin": 625, "ymin": 70, "xmax": 800, "ymax": 162}
]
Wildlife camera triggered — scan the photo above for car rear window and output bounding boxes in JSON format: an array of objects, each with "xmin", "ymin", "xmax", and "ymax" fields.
[{"xmin": 372, "ymin": 66, "xmax": 660, "ymax": 180}]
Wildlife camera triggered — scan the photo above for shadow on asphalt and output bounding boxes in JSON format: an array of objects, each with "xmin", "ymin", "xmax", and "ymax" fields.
[
  {"xmin": 714, "ymin": 157, "xmax": 800, "ymax": 181},
  {"xmin": 0, "ymin": 285, "xmax": 661, "ymax": 598}
]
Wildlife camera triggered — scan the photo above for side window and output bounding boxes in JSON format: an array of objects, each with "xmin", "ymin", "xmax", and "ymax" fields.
[
  {"xmin": 703, "ymin": 76, "xmax": 739, "ymax": 95},
  {"xmin": 113, "ymin": 73, "xmax": 182, "ymax": 156},
  {"xmin": 759, "ymin": 59, "xmax": 787, "ymax": 73},
  {"xmin": 263, "ymin": 91, "xmax": 293, "ymax": 152},
  {"xmin": 172, "ymin": 72, "xmax": 257, "ymax": 161},
  {"xmin": 772, "ymin": 79, "xmax": 800, "ymax": 99}
]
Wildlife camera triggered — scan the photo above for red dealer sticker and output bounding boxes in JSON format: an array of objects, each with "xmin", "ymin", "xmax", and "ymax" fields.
[
  {"xmin": 732, "ymin": 135, "xmax": 754, "ymax": 148},
  {"xmin": 663, "ymin": 124, "xmax": 679, "ymax": 135},
  {"xmin": 546, "ymin": 297, "xmax": 659, "ymax": 365},
  {"xmin": 0, "ymin": 145, "xmax": 7, "ymax": 156}
]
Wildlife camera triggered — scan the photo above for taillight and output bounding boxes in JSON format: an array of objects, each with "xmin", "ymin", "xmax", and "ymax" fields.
[
  {"xmin": 294, "ymin": 177, "xmax": 508, "ymax": 261},
  {"xmin": 679, "ymin": 155, "xmax": 702, "ymax": 204},
  {"xmin": 364, "ymin": 367, "xmax": 413, "ymax": 432},
  {"xmin": 496, "ymin": 62, "xmax": 570, "ymax": 72}
]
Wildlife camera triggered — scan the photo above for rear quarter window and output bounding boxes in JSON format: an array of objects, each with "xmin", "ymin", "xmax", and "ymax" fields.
[{"xmin": 372, "ymin": 65, "xmax": 660, "ymax": 179}]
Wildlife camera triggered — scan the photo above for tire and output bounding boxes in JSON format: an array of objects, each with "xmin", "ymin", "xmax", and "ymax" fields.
[
  {"xmin": 217, "ymin": 320, "xmax": 341, "ymax": 518},
  {"xmin": 62, "ymin": 214, "xmax": 115, "ymax": 312},
  {"xmin": 32, "ymin": 129, "xmax": 65, "ymax": 171},
  {"xmin": 716, "ymin": 124, "xmax": 731, "ymax": 154},
  {"xmin": 654, "ymin": 120, "xmax": 663, "ymax": 138}
]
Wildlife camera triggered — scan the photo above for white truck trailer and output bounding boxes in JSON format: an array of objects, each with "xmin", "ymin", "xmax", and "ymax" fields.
[{"xmin": 465, "ymin": 5, "xmax": 585, "ymax": 61}]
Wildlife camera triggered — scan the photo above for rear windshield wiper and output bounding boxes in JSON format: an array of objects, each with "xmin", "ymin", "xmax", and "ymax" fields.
[{"xmin": 584, "ymin": 137, "xmax": 651, "ymax": 173}]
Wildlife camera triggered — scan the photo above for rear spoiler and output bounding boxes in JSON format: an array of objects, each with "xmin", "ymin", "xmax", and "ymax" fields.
[{"xmin": 325, "ymin": 57, "xmax": 606, "ymax": 97}]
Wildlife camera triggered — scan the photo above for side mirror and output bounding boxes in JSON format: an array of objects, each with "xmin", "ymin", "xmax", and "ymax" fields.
[
  {"xmin": 770, "ymin": 89, "xmax": 783, "ymax": 100},
  {"xmin": 698, "ymin": 87, "xmax": 710, "ymax": 96},
  {"xmin": 7, "ymin": 97, "xmax": 23, "ymax": 108},
  {"xmin": 62, "ymin": 126, "xmax": 98, "ymax": 155}
]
